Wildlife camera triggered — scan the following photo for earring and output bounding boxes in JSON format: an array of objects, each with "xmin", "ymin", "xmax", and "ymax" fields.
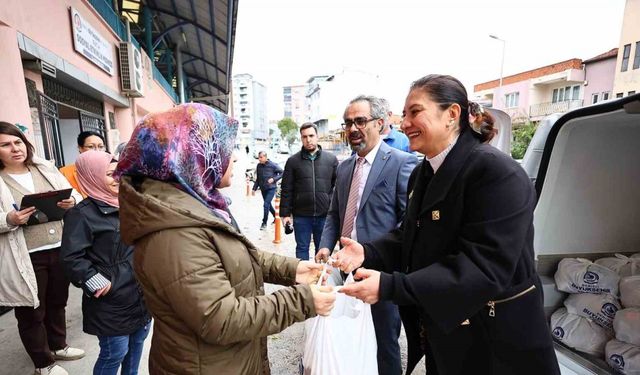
[{"xmin": 447, "ymin": 119, "xmax": 454, "ymax": 129}]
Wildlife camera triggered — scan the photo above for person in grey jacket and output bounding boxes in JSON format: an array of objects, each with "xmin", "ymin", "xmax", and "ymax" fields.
[
  {"xmin": 280, "ymin": 123, "xmax": 338, "ymax": 260},
  {"xmin": 252, "ymin": 151, "xmax": 283, "ymax": 230}
]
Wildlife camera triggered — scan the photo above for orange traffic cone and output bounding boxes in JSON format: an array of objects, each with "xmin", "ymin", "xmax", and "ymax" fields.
[{"xmin": 273, "ymin": 196, "xmax": 282, "ymax": 244}]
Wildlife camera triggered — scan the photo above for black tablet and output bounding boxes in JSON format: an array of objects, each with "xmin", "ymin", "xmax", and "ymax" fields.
[{"xmin": 19, "ymin": 188, "xmax": 73, "ymax": 225}]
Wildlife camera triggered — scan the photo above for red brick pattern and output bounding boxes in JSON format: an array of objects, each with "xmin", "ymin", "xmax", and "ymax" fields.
[{"xmin": 474, "ymin": 58, "xmax": 583, "ymax": 92}]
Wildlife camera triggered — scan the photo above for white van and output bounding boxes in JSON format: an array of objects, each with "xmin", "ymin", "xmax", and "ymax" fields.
[{"xmin": 523, "ymin": 93, "xmax": 640, "ymax": 374}]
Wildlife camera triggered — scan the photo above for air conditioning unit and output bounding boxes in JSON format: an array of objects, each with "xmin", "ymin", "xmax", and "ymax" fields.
[{"xmin": 118, "ymin": 42, "xmax": 144, "ymax": 97}]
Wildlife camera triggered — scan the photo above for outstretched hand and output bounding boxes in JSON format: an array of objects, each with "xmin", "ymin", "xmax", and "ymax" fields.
[
  {"xmin": 296, "ymin": 261, "xmax": 324, "ymax": 285},
  {"xmin": 339, "ymin": 268, "xmax": 380, "ymax": 304},
  {"xmin": 332, "ymin": 237, "xmax": 365, "ymax": 273}
]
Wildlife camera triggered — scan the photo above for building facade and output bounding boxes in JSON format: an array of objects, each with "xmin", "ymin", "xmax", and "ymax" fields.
[
  {"xmin": 1, "ymin": 0, "xmax": 236, "ymax": 168},
  {"xmin": 232, "ymin": 73, "xmax": 268, "ymax": 146},
  {"xmin": 474, "ymin": 59, "xmax": 586, "ymax": 122},
  {"xmin": 283, "ymin": 84, "xmax": 308, "ymax": 126},
  {"xmin": 583, "ymin": 49, "xmax": 618, "ymax": 105},
  {"xmin": 613, "ymin": 0, "xmax": 640, "ymax": 97}
]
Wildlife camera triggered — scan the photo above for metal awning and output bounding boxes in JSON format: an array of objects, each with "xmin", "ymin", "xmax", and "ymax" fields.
[{"xmin": 123, "ymin": 0, "xmax": 238, "ymax": 112}]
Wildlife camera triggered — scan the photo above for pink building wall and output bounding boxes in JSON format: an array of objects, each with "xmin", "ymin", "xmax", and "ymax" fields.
[
  {"xmin": 0, "ymin": 0, "xmax": 176, "ymax": 143},
  {"xmin": 0, "ymin": 25, "xmax": 32, "ymax": 127},
  {"xmin": 583, "ymin": 58, "xmax": 617, "ymax": 104},
  {"xmin": 492, "ymin": 80, "xmax": 531, "ymax": 120}
]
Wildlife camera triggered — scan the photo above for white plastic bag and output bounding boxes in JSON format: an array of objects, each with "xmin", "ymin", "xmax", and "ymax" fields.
[
  {"xmin": 621, "ymin": 276, "xmax": 640, "ymax": 308},
  {"xmin": 606, "ymin": 339, "xmax": 640, "ymax": 375},
  {"xmin": 551, "ymin": 308, "xmax": 613, "ymax": 356},
  {"xmin": 564, "ymin": 293, "xmax": 621, "ymax": 333},
  {"xmin": 596, "ymin": 254, "xmax": 632, "ymax": 274},
  {"xmin": 555, "ymin": 258, "xmax": 620, "ymax": 295},
  {"xmin": 614, "ymin": 308, "xmax": 640, "ymax": 347},
  {"xmin": 302, "ymin": 268, "xmax": 378, "ymax": 375}
]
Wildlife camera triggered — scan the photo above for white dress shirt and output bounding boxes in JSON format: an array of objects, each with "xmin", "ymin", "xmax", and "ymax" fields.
[{"xmin": 426, "ymin": 134, "xmax": 459, "ymax": 173}]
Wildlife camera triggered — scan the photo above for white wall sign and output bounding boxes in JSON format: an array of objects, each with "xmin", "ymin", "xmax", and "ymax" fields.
[{"xmin": 70, "ymin": 7, "xmax": 115, "ymax": 76}]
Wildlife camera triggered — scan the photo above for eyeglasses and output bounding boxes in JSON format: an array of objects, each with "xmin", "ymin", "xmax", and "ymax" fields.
[
  {"xmin": 83, "ymin": 144, "xmax": 106, "ymax": 151},
  {"xmin": 341, "ymin": 117, "xmax": 379, "ymax": 130}
]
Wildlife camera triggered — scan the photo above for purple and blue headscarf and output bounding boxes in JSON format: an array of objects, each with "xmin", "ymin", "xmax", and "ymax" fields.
[{"xmin": 115, "ymin": 103, "xmax": 238, "ymax": 215}]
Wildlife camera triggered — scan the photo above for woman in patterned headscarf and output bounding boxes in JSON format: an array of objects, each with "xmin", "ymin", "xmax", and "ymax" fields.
[{"xmin": 115, "ymin": 103, "xmax": 335, "ymax": 375}]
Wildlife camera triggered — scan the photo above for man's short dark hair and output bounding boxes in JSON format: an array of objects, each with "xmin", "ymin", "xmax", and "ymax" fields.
[
  {"xmin": 300, "ymin": 122, "xmax": 317, "ymax": 134},
  {"xmin": 258, "ymin": 151, "xmax": 267, "ymax": 158}
]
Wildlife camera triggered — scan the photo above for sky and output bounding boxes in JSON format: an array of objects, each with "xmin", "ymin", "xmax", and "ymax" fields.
[{"xmin": 231, "ymin": 0, "xmax": 627, "ymax": 121}]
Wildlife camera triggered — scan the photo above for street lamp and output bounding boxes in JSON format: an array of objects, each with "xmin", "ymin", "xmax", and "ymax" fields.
[{"xmin": 489, "ymin": 34, "xmax": 506, "ymax": 107}]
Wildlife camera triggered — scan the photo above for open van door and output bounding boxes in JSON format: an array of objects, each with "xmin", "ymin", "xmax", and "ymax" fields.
[{"xmin": 530, "ymin": 93, "xmax": 640, "ymax": 374}]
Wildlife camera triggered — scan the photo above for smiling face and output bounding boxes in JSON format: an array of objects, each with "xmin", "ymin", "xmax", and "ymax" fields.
[
  {"xmin": 0, "ymin": 134, "xmax": 28, "ymax": 169},
  {"xmin": 104, "ymin": 162, "xmax": 119, "ymax": 195},
  {"xmin": 343, "ymin": 100, "xmax": 383, "ymax": 156},
  {"xmin": 401, "ymin": 89, "xmax": 460, "ymax": 158}
]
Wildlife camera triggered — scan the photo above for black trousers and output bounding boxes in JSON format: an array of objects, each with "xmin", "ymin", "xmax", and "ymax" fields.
[{"xmin": 14, "ymin": 248, "xmax": 70, "ymax": 368}]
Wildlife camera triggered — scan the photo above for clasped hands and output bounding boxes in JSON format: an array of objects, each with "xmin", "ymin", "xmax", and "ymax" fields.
[{"xmin": 315, "ymin": 237, "xmax": 381, "ymax": 305}]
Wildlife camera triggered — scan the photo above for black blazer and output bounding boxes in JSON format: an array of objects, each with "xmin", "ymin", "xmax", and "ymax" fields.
[
  {"xmin": 61, "ymin": 198, "xmax": 150, "ymax": 336},
  {"xmin": 365, "ymin": 129, "xmax": 559, "ymax": 375}
]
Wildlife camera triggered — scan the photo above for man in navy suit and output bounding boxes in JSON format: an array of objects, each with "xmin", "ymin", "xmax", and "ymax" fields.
[{"xmin": 316, "ymin": 95, "xmax": 417, "ymax": 375}]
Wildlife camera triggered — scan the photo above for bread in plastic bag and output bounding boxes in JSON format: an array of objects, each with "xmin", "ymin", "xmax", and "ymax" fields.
[
  {"xmin": 551, "ymin": 307, "xmax": 612, "ymax": 356},
  {"xmin": 302, "ymin": 268, "xmax": 378, "ymax": 375},
  {"xmin": 621, "ymin": 276, "xmax": 640, "ymax": 308},
  {"xmin": 606, "ymin": 339, "xmax": 640, "ymax": 375},
  {"xmin": 596, "ymin": 254, "xmax": 632, "ymax": 274},
  {"xmin": 564, "ymin": 292, "xmax": 621, "ymax": 333},
  {"xmin": 619, "ymin": 260, "xmax": 640, "ymax": 278},
  {"xmin": 555, "ymin": 258, "xmax": 620, "ymax": 295},
  {"xmin": 614, "ymin": 308, "xmax": 640, "ymax": 347}
]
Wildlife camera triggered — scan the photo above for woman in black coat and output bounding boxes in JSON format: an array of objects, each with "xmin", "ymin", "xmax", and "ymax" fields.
[
  {"xmin": 335, "ymin": 75, "xmax": 560, "ymax": 375},
  {"xmin": 61, "ymin": 151, "xmax": 150, "ymax": 375}
]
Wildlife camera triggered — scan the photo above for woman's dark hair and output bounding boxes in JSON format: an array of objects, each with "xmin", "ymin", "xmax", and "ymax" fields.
[
  {"xmin": 468, "ymin": 102, "xmax": 498, "ymax": 143},
  {"xmin": 409, "ymin": 74, "xmax": 497, "ymax": 143},
  {"xmin": 77, "ymin": 131, "xmax": 104, "ymax": 147},
  {"xmin": 0, "ymin": 121, "xmax": 36, "ymax": 169}
]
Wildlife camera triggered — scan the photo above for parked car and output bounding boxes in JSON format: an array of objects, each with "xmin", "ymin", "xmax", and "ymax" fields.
[
  {"xmin": 527, "ymin": 93, "xmax": 640, "ymax": 375},
  {"xmin": 277, "ymin": 144, "xmax": 290, "ymax": 154}
]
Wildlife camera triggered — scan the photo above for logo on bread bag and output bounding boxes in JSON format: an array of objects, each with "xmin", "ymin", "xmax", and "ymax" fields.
[
  {"xmin": 583, "ymin": 271, "xmax": 599, "ymax": 285},
  {"xmin": 610, "ymin": 354, "xmax": 625, "ymax": 369},
  {"xmin": 552, "ymin": 327, "xmax": 565, "ymax": 339},
  {"xmin": 602, "ymin": 303, "xmax": 618, "ymax": 319}
]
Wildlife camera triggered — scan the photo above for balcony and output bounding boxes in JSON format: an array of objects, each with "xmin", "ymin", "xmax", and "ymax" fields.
[{"xmin": 530, "ymin": 100, "xmax": 583, "ymax": 119}]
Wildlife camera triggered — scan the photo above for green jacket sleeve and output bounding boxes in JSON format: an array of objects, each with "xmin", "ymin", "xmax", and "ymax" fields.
[
  {"xmin": 256, "ymin": 249, "xmax": 299, "ymax": 286},
  {"xmin": 144, "ymin": 228, "xmax": 316, "ymax": 346}
]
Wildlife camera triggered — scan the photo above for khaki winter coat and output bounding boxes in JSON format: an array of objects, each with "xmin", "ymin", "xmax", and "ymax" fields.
[
  {"xmin": 119, "ymin": 177, "xmax": 317, "ymax": 375},
  {"xmin": 0, "ymin": 157, "xmax": 83, "ymax": 307}
]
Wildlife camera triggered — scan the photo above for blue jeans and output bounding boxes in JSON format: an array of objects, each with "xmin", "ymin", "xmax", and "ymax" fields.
[
  {"xmin": 261, "ymin": 188, "xmax": 276, "ymax": 225},
  {"xmin": 94, "ymin": 322, "xmax": 150, "ymax": 375},
  {"xmin": 292, "ymin": 216, "xmax": 326, "ymax": 260}
]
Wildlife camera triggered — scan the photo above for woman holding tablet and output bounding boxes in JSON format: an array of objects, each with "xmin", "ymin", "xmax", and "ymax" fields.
[{"xmin": 0, "ymin": 122, "xmax": 84, "ymax": 375}]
